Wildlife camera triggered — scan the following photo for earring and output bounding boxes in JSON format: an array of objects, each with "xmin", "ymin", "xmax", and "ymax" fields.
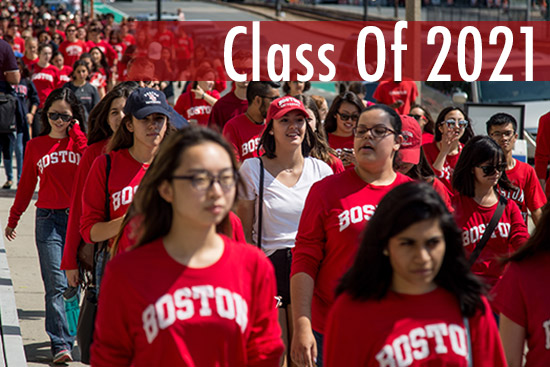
[{"xmin": 383, "ymin": 249, "xmax": 389, "ymax": 256}]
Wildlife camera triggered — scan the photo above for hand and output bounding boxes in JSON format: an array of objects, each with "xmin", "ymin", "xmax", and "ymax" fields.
[
  {"xmin": 67, "ymin": 119, "xmax": 79, "ymax": 132},
  {"xmin": 291, "ymin": 326, "xmax": 317, "ymax": 367},
  {"xmin": 26, "ymin": 113, "xmax": 34, "ymax": 125},
  {"xmin": 191, "ymin": 84, "xmax": 205, "ymax": 99},
  {"xmin": 5, "ymin": 226, "xmax": 16, "ymax": 241},
  {"xmin": 339, "ymin": 149, "xmax": 356, "ymax": 167},
  {"xmin": 440, "ymin": 129, "xmax": 460, "ymax": 154},
  {"xmin": 65, "ymin": 269, "xmax": 80, "ymax": 287}
]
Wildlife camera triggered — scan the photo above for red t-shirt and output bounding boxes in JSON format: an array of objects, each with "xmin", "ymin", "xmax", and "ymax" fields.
[
  {"xmin": 86, "ymin": 40, "xmax": 117, "ymax": 66},
  {"xmin": 110, "ymin": 41, "xmax": 126, "ymax": 61},
  {"xmin": 422, "ymin": 131, "xmax": 434, "ymax": 145},
  {"xmin": 208, "ymin": 91, "xmax": 248, "ymax": 132},
  {"xmin": 13, "ymin": 36, "xmax": 25, "ymax": 54},
  {"xmin": 58, "ymin": 65, "xmax": 73, "ymax": 84},
  {"xmin": 498, "ymin": 159, "xmax": 546, "ymax": 224},
  {"xmin": 325, "ymin": 289, "xmax": 505, "ymax": 367},
  {"xmin": 123, "ymin": 33, "xmax": 136, "ymax": 47},
  {"xmin": 80, "ymin": 149, "xmax": 149, "ymax": 244},
  {"xmin": 61, "ymin": 139, "xmax": 109, "ymax": 270},
  {"xmin": 222, "ymin": 113, "xmax": 265, "ymax": 162},
  {"xmin": 432, "ymin": 177, "xmax": 453, "ymax": 212},
  {"xmin": 452, "ymin": 194, "xmax": 529, "ymax": 288},
  {"xmin": 492, "ymin": 252, "xmax": 550, "ymax": 367},
  {"xmin": 58, "ymin": 39, "xmax": 87, "ymax": 68},
  {"xmin": 22, "ymin": 54, "xmax": 38, "ymax": 68},
  {"xmin": 327, "ymin": 133, "xmax": 354, "ymax": 154},
  {"xmin": 327, "ymin": 154, "xmax": 345, "ymax": 174},
  {"xmin": 534, "ymin": 112, "xmax": 550, "ymax": 192},
  {"xmin": 175, "ymin": 90, "xmax": 220, "ymax": 127},
  {"xmin": 90, "ymin": 71, "xmax": 107, "ymax": 90},
  {"xmin": 31, "ymin": 64, "xmax": 61, "ymax": 108},
  {"xmin": 91, "ymin": 236, "xmax": 284, "ymax": 367},
  {"xmin": 422, "ymin": 141, "xmax": 462, "ymax": 195},
  {"xmin": 373, "ymin": 80, "xmax": 418, "ymax": 115},
  {"xmin": 8, "ymin": 125, "xmax": 87, "ymax": 228},
  {"xmin": 156, "ymin": 29, "xmax": 175, "ymax": 49},
  {"xmin": 291, "ymin": 169, "xmax": 413, "ymax": 333}
]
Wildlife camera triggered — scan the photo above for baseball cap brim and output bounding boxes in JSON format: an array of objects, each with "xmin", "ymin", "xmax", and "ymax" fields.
[
  {"xmin": 270, "ymin": 106, "xmax": 309, "ymax": 121},
  {"xmin": 132, "ymin": 105, "xmax": 171, "ymax": 120},
  {"xmin": 400, "ymin": 146, "xmax": 421, "ymax": 165}
]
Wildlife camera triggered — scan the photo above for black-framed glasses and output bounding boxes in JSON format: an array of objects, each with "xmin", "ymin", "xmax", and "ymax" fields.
[
  {"xmin": 172, "ymin": 169, "xmax": 238, "ymax": 192},
  {"xmin": 48, "ymin": 113, "xmax": 73, "ymax": 122},
  {"xmin": 353, "ymin": 124, "xmax": 397, "ymax": 139},
  {"xmin": 443, "ymin": 119, "xmax": 469, "ymax": 129},
  {"xmin": 490, "ymin": 130, "xmax": 515, "ymax": 139},
  {"xmin": 259, "ymin": 95, "xmax": 278, "ymax": 102},
  {"xmin": 477, "ymin": 163, "xmax": 507, "ymax": 176},
  {"xmin": 336, "ymin": 111, "xmax": 360, "ymax": 122}
]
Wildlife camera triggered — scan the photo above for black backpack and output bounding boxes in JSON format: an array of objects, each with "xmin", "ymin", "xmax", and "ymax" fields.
[{"xmin": 0, "ymin": 93, "xmax": 17, "ymax": 133}]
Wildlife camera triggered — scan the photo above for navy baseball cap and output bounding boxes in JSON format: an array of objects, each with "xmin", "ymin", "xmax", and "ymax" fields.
[{"xmin": 124, "ymin": 88, "xmax": 171, "ymax": 120}]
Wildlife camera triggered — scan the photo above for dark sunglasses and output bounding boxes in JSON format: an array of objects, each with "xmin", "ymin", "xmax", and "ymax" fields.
[
  {"xmin": 443, "ymin": 119, "xmax": 469, "ymax": 129},
  {"xmin": 336, "ymin": 111, "xmax": 360, "ymax": 122},
  {"xmin": 408, "ymin": 114, "xmax": 424, "ymax": 121},
  {"xmin": 477, "ymin": 163, "xmax": 507, "ymax": 176},
  {"xmin": 48, "ymin": 113, "xmax": 73, "ymax": 122}
]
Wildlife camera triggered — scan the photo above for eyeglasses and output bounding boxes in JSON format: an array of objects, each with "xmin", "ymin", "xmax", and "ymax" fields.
[
  {"xmin": 259, "ymin": 95, "xmax": 277, "ymax": 102},
  {"xmin": 143, "ymin": 80, "xmax": 160, "ymax": 89},
  {"xmin": 490, "ymin": 130, "xmax": 515, "ymax": 139},
  {"xmin": 408, "ymin": 114, "xmax": 425, "ymax": 121},
  {"xmin": 443, "ymin": 119, "xmax": 469, "ymax": 129},
  {"xmin": 477, "ymin": 163, "xmax": 507, "ymax": 176},
  {"xmin": 336, "ymin": 111, "xmax": 360, "ymax": 122},
  {"xmin": 66, "ymin": 29, "xmax": 76, "ymax": 33},
  {"xmin": 353, "ymin": 124, "xmax": 397, "ymax": 139},
  {"xmin": 172, "ymin": 169, "xmax": 238, "ymax": 192},
  {"xmin": 48, "ymin": 113, "xmax": 73, "ymax": 122}
]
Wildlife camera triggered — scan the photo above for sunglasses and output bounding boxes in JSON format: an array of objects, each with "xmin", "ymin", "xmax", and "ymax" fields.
[
  {"xmin": 477, "ymin": 163, "xmax": 507, "ymax": 176},
  {"xmin": 48, "ymin": 113, "xmax": 73, "ymax": 122},
  {"xmin": 408, "ymin": 114, "xmax": 425, "ymax": 121},
  {"xmin": 443, "ymin": 119, "xmax": 468, "ymax": 128},
  {"xmin": 336, "ymin": 111, "xmax": 360, "ymax": 122}
]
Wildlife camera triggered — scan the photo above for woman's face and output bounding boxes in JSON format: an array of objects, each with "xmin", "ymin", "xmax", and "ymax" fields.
[
  {"xmin": 77, "ymin": 28, "xmax": 86, "ymax": 40},
  {"xmin": 318, "ymin": 99, "xmax": 328, "ymax": 122},
  {"xmin": 90, "ymin": 49, "xmax": 102, "ymax": 64},
  {"xmin": 27, "ymin": 41, "xmax": 38, "ymax": 54},
  {"xmin": 289, "ymin": 81, "xmax": 305, "ymax": 96},
  {"xmin": 47, "ymin": 99, "xmax": 73, "ymax": 135},
  {"xmin": 52, "ymin": 34, "xmax": 62, "ymax": 44},
  {"xmin": 52, "ymin": 54, "xmax": 64, "ymax": 69},
  {"xmin": 335, "ymin": 101, "xmax": 360, "ymax": 136},
  {"xmin": 107, "ymin": 97, "xmax": 126, "ymax": 132},
  {"xmin": 387, "ymin": 218, "xmax": 445, "ymax": 295},
  {"xmin": 354, "ymin": 109, "xmax": 401, "ymax": 170},
  {"xmin": 438, "ymin": 109, "xmax": 467, "ymax": 140},
  {"xmin": 39, "ymin": 46, "xmax": 52, "ymax": 64},
  {"xmin": 159, "ymin": 142, "xmax": 236, "ymax": 229},
  {"xmin": 410, "ymin": 107, "xmax": 428, "ymax": 130},
  {"xmin": 197, "ymin": 73, "xmax": 216, "ymax": 92},
  {"xmin": 81, "ymin": 57, "xmax": 93, "ymax": 71},
  {"xmin": 474, "ymin": 159, "xmax": 505, "ymax": 189},
  {"xmin": 161, "ymin": 48, "xmax": 171, "ymax": 61},
  {"xmin": 127, "ymin": 113, "xmax": 168, "ymax": 150},
  {"xmin": 73, "ymin": 65, "xmax": 88, "ymax": 81},
  {"xmin": 271, "ymin": 110, "xmax": 307, "ymax": 150},
  {"xmin": 306, "ymin": 107, "xmax": 317, "ymax": 132}
]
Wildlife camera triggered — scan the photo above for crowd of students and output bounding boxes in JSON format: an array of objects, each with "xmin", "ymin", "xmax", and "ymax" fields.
[{"xmin": 1, "ymin": 4, "xmax": 550, "ymax": 367}]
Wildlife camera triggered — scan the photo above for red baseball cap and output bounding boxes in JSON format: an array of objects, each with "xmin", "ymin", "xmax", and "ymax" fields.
[
  {"xmin": 400, "ymin": 115, "xmax": 422, "ymax": 165},
  {"xmin": 266, "ymin": 96, "xmax": 308, "ymax": 122}
]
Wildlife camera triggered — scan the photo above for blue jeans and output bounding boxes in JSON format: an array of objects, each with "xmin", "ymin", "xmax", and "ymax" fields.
[
  {"xmin": 15, "ymin": 132, "xmax": 23, "ymax": 182},
  {"xmin": 313, "ymin": 329, "xmax": 323, "ymax": 367},
  {"xmin": 35, "ymin": 208, "xmax": 74, "ymax": 354}
]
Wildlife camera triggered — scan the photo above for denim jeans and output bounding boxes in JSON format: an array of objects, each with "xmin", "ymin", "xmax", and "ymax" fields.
[
  {"xmin": 35, "ymin": 208, "xmax": 74, "ymax": 354},
  {"xmin": 0, "ymin": 131, "xmax": 15, "ymax": 182},
  {"xmin": 15, "ymin": 132, "xmax": 23, "ymax": 182},
  {"xmin": 313, "ymin": 329, "xmax": 323, "ymax": 367}
]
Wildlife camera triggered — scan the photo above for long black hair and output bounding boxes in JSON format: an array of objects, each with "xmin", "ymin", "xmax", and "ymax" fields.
[
  {"xmin": 337, "ymin": 182, "xmax": 486, "ymax": 317},
  {"xmin": 323, "ymin": 91, "xmax": 364, "ymax": 134},
  {"xmin": 39, "ymin": 88, "xmax": 86, "ymax": 136},
  {"xmin": 452, "ymin": 135, "xmax": 515, "ymax": 197}
]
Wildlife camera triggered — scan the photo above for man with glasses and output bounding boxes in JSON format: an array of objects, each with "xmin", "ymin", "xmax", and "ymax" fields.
[
  {"xmin": 208, "ymin": 51, "xmax": 252, "ymax": 132},
  {"xmin": 487, "ymin": 113, "xmax": 545, "ymax": 226},
  {"xmin": 85, "ymin": 21, "xmax": 117, "ymax": 67},
  {"xmin": 58, "ymin": 24, "xmax": 87, "ymax": 69},
  {"xmin": 222, "ymin": 81, "xmax": 280, "ymax": 162}
]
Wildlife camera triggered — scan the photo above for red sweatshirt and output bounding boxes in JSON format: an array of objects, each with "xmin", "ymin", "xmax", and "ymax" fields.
[
  {"xmin": 31, "ymin": 64, "xmax": 61, "ymax": 108},
  {"xmin": 291, "ymin": 169, "xmax": 412, "ymax": 333},
  {"xmin": 222, "ymin": 113, "xmax": 265, "ymax": 162},
  {"xmin": 175, "ymin": 90, "xmax": 220, "ymax": 127},
  {"xmin": 8, "ymin": 125, "xmax": 87, "ymax": 228},
  {"xmin": 80, "ymin": 149, "xmax": 149, "ymax": 244},
  {"xmin": 422, "ymin": 141, "xmax": 462, "ymax": 194},
  {"xmin": 208, "ymin": 91, "xmax": 248, "ymax": 132},
  {"xmin": 58, "ymin": 39, "xmax": 88, "ymax": 69},
  {"xmin": 61, "ymin": 139, "xmax": 109, "ymax": 270},
  {"xmin": 498, "ymin": 159, "xmax": 546, "ymax": 224},
  {"xmin": 325, "ymin": 289, "xmax": 505, "ymax": 367},
  {"xmin": 492, "ymin": 252, "xmax": 550, "ymax": 367},
  {"xmin": 91, "ymin": 236, "xmax": 284, "ymax": 367},
  {"xmin": 452, "ymin": 194, "xmax": 529, "ymax": 288}
]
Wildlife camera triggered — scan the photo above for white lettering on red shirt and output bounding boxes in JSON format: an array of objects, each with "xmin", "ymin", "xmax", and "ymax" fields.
[
  {"xmin": 338, "ymin": 204, "xmax": 377, "ymax": 232},
  {"xmin": 241, "ymin": 137, "xmax": 260, "ymax": 158},
  {"xmin": 37, "ymin": 150, "xmax": 80, "ymax": 174},
  {"xmin": 111, "ymin": 185, "xmax": 139, "ymax": 212},
  {"xmin": 543, "ymin": 319, "xmax": 550, "ymax": 350},
  {"xmin": 142, "ymin": 285, "xmax": 249, "ymax": 344}
]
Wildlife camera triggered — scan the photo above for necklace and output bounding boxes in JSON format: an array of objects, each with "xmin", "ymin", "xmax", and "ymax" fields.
[{"xmin": 245, "ymin": 112, "xmax": 264, "ymax": 125}]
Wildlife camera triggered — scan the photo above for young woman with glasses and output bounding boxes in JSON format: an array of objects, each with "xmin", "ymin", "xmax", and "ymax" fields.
[
  {"xmin": 323, "ymin": 92, "xmax": 364, "ymax": 167},
  {"xmin": 324, "ymin": 182, "xmax": 506, "ymax": 366},
  {"xmin": 4, "ymin": 88, "xmax": 87, "ymax": 364},
  {"xmin": 291, "ymin": 104, "xmax": 412, "ymax": 367},
  {"xmin": 237, "ymin": 96, "xmax": 333, "ymax": 366},
  {"xmin": 409, "ymin": 104, "xmax": 435, "ymax": 144},
  {"xmin": 452, "ymin": 135, "xmax": 528, "ymax": 291},
  {"xmin": 91, "ymin": 127, "xmax": 284, "ymax": 366},
  {"xmin": 423, "ymin": 106, "xmax": 474, "ymax": 195}
]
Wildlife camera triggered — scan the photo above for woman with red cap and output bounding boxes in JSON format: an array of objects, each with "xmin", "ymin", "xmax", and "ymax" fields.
[{"xmin": 238, "ymin": 96, "xmax": 332, "ymax": 366}]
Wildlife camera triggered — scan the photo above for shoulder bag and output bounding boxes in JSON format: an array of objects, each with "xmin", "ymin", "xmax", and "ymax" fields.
[{"xmin": 256, "ymin": 157, "xmax": 264, "ymax": 249}]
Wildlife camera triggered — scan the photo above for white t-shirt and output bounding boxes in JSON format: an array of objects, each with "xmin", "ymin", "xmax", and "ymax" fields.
[{"xmin": 239, "ymin": 157, "xmax": 333, "ymax": 256}]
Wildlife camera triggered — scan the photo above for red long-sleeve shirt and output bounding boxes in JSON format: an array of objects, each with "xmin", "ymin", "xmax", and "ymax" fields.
[
  {"xmin": 80, "ymin": 149, "xmax": 149, "ymax": 244},
  {"xmin": 8, "ymin": 125, "xmax": 87, "ymax": 228},
  {"xmin": 452, "ymin": 194, "xmax": 529, "ymax": 288},
  {"xmin": 175, "ymin": 90, "xmax": 220, "ymax": 127},
  {"xmin": 31, "ymin": 64, "xmax": 61, "ymax": 108},
  {"xmin": 91, "ymin": 236, "xmax": 284, "ymax": 367},
  {"xmin": 290, "ymin": 169, "xmax": 412, "ymax": 333},
  {"xmin": 423, "ymin": 141, "xmax": 463, "ymax": 195},
  {"xmin": 60, "ymin": 139, "xmax": 109, "ymax": 270},
  {"xmin": 325, "ymin": 289, "xmax": 505, "ymax": 367}
]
